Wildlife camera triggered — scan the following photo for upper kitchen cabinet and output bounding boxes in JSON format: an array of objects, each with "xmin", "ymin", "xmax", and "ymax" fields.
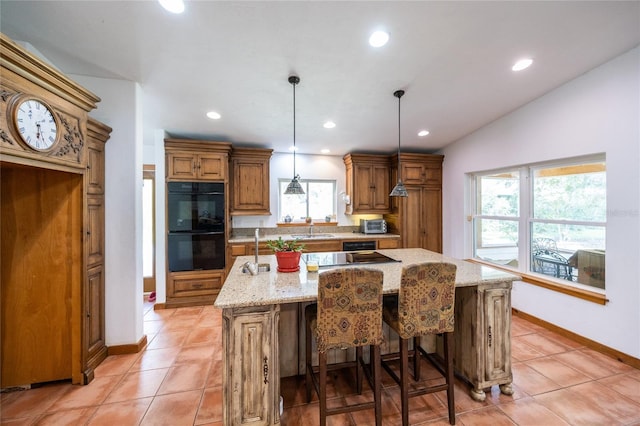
[
  {"xmin": 230, "ymin": 147, "xmax": 273, "ymax": 216},
  {"xmin": 343, "ymin": 153, "xmax": 391, "ymax": 214},
  {"xmin": 165, "ymin": 139, "xmax": 231, "ymax": 181},
  {"xmin": 385, "ymin": 153, "xmax": 444, "ymax": 253}
]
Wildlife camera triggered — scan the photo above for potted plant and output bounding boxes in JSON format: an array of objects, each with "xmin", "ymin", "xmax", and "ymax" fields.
[{"xmin": 266, "ymin": 237, "xmax": 305, "ymax": 272}]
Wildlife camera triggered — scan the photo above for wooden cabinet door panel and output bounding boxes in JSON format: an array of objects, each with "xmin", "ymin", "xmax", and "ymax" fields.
[
  {"xmin": 87, "ymin": 141, "xmax": 105, "ymax": 195},
  {"xmin": 402, "ymin": 162, "xmax": 426, "ymax": 185},
  {"xmin": 403, "ymin": 187, "xmax": 423, "ymax": 248},
  {"xmin": 353, "ymin": 164, "xmax": 374, "ymax": 211},
  {"xmin": 230, "ymin": 311, "xmax": 272, "ymax": 425},
  {"xmin": 198, "ymin": 154, "xmax": 225, "ymax": 180},
  {"xmin": 423, "ymin": 188, "xmax": 442, "ymax": 253},
  {"xmin": 233, "ymin": 161, "xmax": 269, "ymax": 212},
  {"xmin": 168, "ymin": 153, "xmax": 197, "ymax": 179},
  {"xmin": 484, "ymin": 288, "xmax": 511, "ymax": 382},
  {"xmin": 372, "ymin": 164, "xmax": 390, "ymax": 211},
  {"xmin": 86, "ymin": 265, "xmax": 105, "ymax": 358},
  {"xmin": 86, "ymin": 195, "xmax": 104, "ymax": 266}
]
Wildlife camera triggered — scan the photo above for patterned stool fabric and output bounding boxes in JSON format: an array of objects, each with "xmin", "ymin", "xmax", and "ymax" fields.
[
  {"xmin": 305, "ymin": 267, "xmax": 384, "ymax": 426},
  {"xmin": 382, "ymin": 262, "xmax": 457, "ymax": 426}
]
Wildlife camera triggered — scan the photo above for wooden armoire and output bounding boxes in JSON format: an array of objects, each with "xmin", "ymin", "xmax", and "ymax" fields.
[{"xmin": 0, "ymin": 33, "xmax": 110, "ymax": 387}]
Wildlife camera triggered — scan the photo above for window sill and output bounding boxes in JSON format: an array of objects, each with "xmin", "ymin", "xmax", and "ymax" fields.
[
  {"xmin": 276, "ymin": 222, "xmax": 337, "ymax": 227},
  {"xmin": 466, "ymin": 259, "xmax": 608, "ymax": 305}
]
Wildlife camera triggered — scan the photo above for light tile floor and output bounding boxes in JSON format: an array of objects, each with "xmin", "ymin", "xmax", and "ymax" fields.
[{"xmin": 1, "ymin": 299, "xmax": 639, "ymax": 425}]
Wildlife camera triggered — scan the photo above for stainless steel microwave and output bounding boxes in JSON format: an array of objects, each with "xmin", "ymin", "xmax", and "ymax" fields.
[{"xmin": 360, "ymin": 219, "xmax": 387, "ymax": 234}]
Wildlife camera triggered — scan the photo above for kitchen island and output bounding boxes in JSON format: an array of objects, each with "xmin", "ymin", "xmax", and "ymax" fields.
[{"xmin": 214, "ymin": 248, "xmax": 520, "ymax": 425}]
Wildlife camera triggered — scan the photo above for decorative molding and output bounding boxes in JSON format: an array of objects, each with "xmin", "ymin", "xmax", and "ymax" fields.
[{"xmin": 54, "ymin": 112, "xmax": 84, "ymax": 163}]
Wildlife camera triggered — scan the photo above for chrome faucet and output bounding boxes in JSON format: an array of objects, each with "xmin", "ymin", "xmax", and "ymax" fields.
[
  {"xmin": 255, "ymin": 228, "xmax": 260, "ymax": 265},
  {"xmin": 309, "ymin": 222, "xmax": 314, "ymax": 236}
]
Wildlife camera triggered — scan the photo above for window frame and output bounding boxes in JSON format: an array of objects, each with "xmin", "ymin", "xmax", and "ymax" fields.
[
  {"xmin": 469, "ymin": 155, "xmax": 607, "ymax": 304},
  {"xmin": 277, "ymin": 178, "xmax": 337, "ymax": 223}
]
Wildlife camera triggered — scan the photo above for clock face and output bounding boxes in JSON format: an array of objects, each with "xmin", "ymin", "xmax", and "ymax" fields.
[{"xmin": 14, "ymin": 98, "xmax": 58, "ymax": 150}]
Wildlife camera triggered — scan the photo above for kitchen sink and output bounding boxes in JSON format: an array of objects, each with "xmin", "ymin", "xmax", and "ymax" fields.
[
  {"xmin": 291, "ymin": 234, "xmax": 334, "ymax": 239},
  {"xmin": 241, "ymin": 263, "xmax": 271, "ymax": 274}
]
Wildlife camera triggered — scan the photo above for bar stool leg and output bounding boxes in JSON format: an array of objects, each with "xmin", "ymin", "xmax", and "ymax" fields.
[
  {"xmin": 356, "ymin": 346, "xmax": 363, "ymax": 394},
  {"xmin": 413, "ymin": 336, "xmax": 421, "ymax": 381},
  {"xmin": 372, "ymin": 344, "xmax": 382, "ymax": 426},
  {"xmin": 444, "ymin": 332, "xmax": 456, "ymax": 425},
  {"xmin": 319, "ymin": 351, "xmax": 328, "ymax": 426},
  {"xmin": 400, "ymin": 337, "xmax": 409, "ymax": 426},
  {"xmin": 305, "ymin": 318, "xmax": 312, "ymax": 403}
]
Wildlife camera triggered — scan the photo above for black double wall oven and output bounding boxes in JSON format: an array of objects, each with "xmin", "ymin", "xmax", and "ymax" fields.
[{"xmin": 167, "ymin": 182, "xmax": 225, "ymax": 272}]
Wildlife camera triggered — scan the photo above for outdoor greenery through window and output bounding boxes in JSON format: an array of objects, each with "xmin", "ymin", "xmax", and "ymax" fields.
[
  {"xmin": 279, "ymin": 179, "xmax": 336, "ymax": 223},
  {"xmin": 472, "ymin": 157, "xmax": 606, "ymax": 290}
]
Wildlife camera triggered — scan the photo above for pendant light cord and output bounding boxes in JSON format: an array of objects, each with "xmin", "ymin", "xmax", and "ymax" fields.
[
  {"xmin": 397, "ymin": 92, "xmax": 401, "ymax": 173},
  {"xmin": 293, "ymin": 79, "xmax": 296, "ymax": 178}
]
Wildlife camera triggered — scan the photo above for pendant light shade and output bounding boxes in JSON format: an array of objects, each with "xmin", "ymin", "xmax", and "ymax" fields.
[
  {"xmin": 390, "ymin": 89, "xmax": 408, "ymax": 197},
  {"xmin": 284, "ymin": 75, "xmax": 305, "ymax": 195}
]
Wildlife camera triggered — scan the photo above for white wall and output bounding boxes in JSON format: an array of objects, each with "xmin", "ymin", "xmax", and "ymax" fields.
[
  {"xmin": 70, "ymin": 74, "xmax": 145, "ymax": 346},
  {"xmin": 440, "ymin": 47, "xmax": 640, "ymax": 358}
]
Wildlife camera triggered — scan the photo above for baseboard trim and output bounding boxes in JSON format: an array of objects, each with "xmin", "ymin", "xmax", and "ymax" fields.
[
  {"xmin": 512, "ymin": 308, "xmax": 640, "ymax": 369},
  {"xmin": 153, "ymin": 302, "xmax": 166, "ymax": 310},
  {"xmin": 107, "ymin": 335, "xmax": 148, "ymax": 356}
]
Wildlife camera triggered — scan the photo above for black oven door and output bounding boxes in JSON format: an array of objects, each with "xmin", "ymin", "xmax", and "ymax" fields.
[
  {"xmin": 167, "ymin": 182, "xmax": 224, "ymax": 233},
  {"xmin": 168, "ymin": 232, "xmax": 225, "ymax": 272}
]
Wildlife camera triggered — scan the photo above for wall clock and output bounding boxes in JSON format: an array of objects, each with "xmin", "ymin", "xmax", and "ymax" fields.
[{"xmin": 12, "ymin": 97, "xmax": 59, "ymax": 151}]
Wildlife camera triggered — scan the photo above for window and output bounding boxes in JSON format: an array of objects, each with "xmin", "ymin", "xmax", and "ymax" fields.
[
  {"xmin": 278, "ymin": 179, "xmax": 336, "ymax": 222},
  {"xmin": 472, "ymin": 157, "xmax": 606, "ymax": 290}
]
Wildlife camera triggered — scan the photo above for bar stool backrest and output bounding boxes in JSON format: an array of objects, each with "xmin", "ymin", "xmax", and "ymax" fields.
[
  {"xmin": 316, "ymin": 268, "xmax": 384, "ymax": 352},
  {"xmin": 397, "ymin": 263, "xmax": 457, "ymax": 339}
]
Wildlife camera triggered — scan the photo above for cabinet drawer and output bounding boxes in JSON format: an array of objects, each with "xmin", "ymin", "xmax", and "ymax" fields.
[
  {"xmin": 377, "ymin": 238, "xmax": 400, "ymax": 249},
  {"xmin": 170, "ymin": 274, "xmax": 223, "ymax": 297}
]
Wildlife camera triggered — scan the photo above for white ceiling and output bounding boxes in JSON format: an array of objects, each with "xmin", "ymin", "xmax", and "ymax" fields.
[{"xmin": 1, "ymin": 1, "xmax": 639, "ymax": 156}]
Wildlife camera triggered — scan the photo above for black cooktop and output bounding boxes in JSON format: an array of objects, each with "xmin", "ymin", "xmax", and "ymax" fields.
[{"xmin": 302, "ymin": 251, "xmax": 400, "ymax": 268}]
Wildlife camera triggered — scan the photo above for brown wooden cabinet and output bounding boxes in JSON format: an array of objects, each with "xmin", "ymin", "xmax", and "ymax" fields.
[
  {"xmin": 453, "ymin": 282, "xmax": 513, "ymax": 401},
  {"xmin": 343, "ymin": 154, "xmax": 390, "ymax": 214},
  {"xmin": 223, "ymin": 305, "xmax": 280, "ymax": 426},
  {"xmin": 82, "ymin": 118, "xmax": 110, "ymax": 383},
  {"xmin": 230, "ymin": 147, "xmax": 273, "ymax": 215},
  {"xmin": 166, "ymin": 140, "xmax": 229, "ymax": 181},
  {"xmin": 385, "ymin": 153, "xmax": 444, "ymax": 253},
  {"xmin": 165, "ymin": 139, "xmax": 231, "ymax": 308},
  {"xmin": 0, "ymin": 34, "xmax": 110, "ymax": 387}
]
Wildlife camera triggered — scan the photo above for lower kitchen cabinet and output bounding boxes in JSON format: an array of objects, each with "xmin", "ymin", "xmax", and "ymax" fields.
[
  {"xmin": 166, "ymin": 270, "xmax": 225, "ymax": 308},
  {"xmin": 453, "ymin": 282, "xmax": 513, "ymax": 401},
  {"xmin": 223, "ymin": 305, "xmax": 281, "ymax": 425}
]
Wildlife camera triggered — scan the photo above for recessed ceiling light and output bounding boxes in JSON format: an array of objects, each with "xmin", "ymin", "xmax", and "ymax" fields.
[
  {"xmin": 418, "ymin": 130, "xmax": 430, "ymax": 137},
  {"xmin": 323, "ymin": 121, "xmax": 336, "ymax": 129},
  {"xmin": 158, "ymin": 0, "xmax": 184, "ymax": 14},
  {"xmin": 512, "ymin": 58, "xmax": 533, "ymax": 72},
  {"xmin": 369, "ymin": 31, "xmax": 389, "ymax": 48},
  {"xmin": 206, "ymin": 111, "xmax": 221, "ymax": 120},
  {"xmin": 321, "ymin": 149, "xmax": 331, "ymax": 154}
]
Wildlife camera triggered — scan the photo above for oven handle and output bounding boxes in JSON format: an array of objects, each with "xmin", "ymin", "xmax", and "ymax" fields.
[{"xmin": 168, "ymin": 231, "xmax": 225, "ymax": 235}]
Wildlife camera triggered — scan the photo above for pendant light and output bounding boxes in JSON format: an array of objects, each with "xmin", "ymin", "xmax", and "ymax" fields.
[
  {"xmin": 284, "ymin": 75, "xmax": 305, "ymax": 195},
  {"xmin": 390, "ymin": 89, "xmax": 408, "ymax": 197}
]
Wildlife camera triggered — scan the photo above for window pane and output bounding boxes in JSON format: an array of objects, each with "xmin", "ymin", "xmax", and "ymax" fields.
[
  {"xmin": 478, "ymin": 171, "xmax": 519, "ymax": 217},
  {"xmin": 474, "ymin": 218, "xmax": 519, "ymax": 266},
  {"xmin": 279, "ymin": 179, "xmax": 336, "ymax": 222},
  {"xmin": 531, "ymin": 223, "xmax": 605, "ymax": 287},
  {"xmin": 308, "ymin": 181, "xmax": 336, "ymax": 219},
  {"xmin": 533, "ymin": 162, "xmax": 606, "ymax": 222}
]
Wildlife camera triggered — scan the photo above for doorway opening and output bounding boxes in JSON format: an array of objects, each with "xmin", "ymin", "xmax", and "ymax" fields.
[{"xmin": 143, "ymin": 165, "xmax": 156, "ymax": 301}]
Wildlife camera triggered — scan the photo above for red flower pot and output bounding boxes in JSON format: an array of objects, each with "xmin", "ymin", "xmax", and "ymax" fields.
[{"xmin": 275, "ymin": 251, "xmax": 301, "ymax": 272}]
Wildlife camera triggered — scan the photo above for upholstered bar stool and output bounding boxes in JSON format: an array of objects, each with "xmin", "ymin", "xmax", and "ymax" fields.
[
  {"xmin": 305, "ymin": 267, "xmax": 384, "ymax": 426},
  {"xmin": 382, "ymin": 262, "xmax": 457, "ymax": 425}
]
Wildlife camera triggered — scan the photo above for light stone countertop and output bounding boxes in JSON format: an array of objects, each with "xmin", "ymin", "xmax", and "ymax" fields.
[
  {"xmin": 214, "ymin": 248, "xmax": 521, "ymax": 309},
  {"xmin": 228, "ymin": 232, "xmax": 401, "ymax": 244}
]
